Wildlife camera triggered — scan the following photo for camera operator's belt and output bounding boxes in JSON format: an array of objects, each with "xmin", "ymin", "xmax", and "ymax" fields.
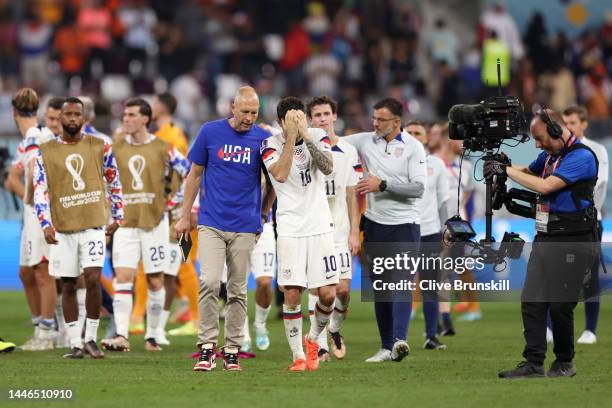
[{"xmin": 537, "ymin": 206, "xmax": 597, "ymax": 235}]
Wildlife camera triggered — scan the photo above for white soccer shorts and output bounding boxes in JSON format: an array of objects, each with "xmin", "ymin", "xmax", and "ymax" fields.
[
  {"xmin": 49, "ymin": 228, "xmax": 106, "ymax": 278},
  {"xmin": 335, "ymin": 242, "xmax": 352, "ymax": 280},
  {"xmin": 19, "ymin": 204, "xmax": 49, "ymax": 267},
  {"xmin": 251, "ymin": 222, "xmax": 276, "ymax": 279},
  {"xmin": 112, "ymin": 215, "xmax": 170, "ymax": 274},
  {"xmin": 277, "ymin": 232, "xmax": 339, "ymax": 289},
  {"xmin": 166, "ymin": 242, "xmax": 182, "ymax": 277}
]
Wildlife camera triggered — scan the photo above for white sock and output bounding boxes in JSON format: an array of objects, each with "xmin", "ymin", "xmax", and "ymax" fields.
[
  {"xmin": 329, "ymin": 297, "xmax": 348, "ymax": 333},
  {"xmin": 308, "ymin": 300, "xmax": 333, "ymax": 342},
  {"xmin": 84, "ymin": 318, "xmax": 100, "ymax": 343},
  {"xmin": 307, "ymin": 294, "xmax": 328, "ymax": 349},
  {"xmin": 55, "ymin": 294, "xmax": 65, "ymax": 334},
  {"xmin": 307, "ymin": 293, "xmax": 317, "ymax": 332},
  {"xmin": 254, "ymin": 304, "xmax": 271, "ymax": 332},
  {"xmin": 159, "ymin": 310, "xmax": 171, "ymax": 337},
  {"xmin": 32, "ymin": 315, "xmax": 41, "ymax": 338},
  {"xmin": 66, "ymin": 320, "xmax": 83, "ymax": 349},
  {"xmin": 243, "ymin": 316, "xmax": 251, "ymax": 342},
  {"xmin": 77, "ymin": 288, "xmax": 86, "ymax": 335},
  {"xmin": 39, "ymin": 318, "xmax": 55, "ymax": 340},
  {"xmin": 113, "ymin": 282, "xmax": 133, "ymax": 338},
  {"xmin": 283, "ymin": 304, "xmax": 304, "ymax": 361},
  {"xmin": 145, "ymin": 288, "xmax": 165, "ymax": 340}
]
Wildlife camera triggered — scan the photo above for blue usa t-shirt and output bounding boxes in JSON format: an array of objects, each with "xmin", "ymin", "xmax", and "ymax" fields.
[
  {"xmin": 188, "ymin": 119, "xmax": 271, "ymax": 233},
  {"xmin": 528, "ymin": 140, "xmax": 597, "ymax": 213}
]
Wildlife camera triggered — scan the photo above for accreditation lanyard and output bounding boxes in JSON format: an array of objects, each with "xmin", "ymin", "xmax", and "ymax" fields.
[{"xmin": 535, "ymin": 133, "xmax": 577, "ymax": 233}]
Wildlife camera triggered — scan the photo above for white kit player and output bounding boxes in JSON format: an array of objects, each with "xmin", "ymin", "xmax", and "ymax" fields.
[
  {"xmin": 407, "ymin": 121, "xmax": 449, "ymax": 350},
  {"xmin": 262, "ymin": 97, "xmax": 336, "ymax": 372},
  {"xmin": 306, "ymin": 96, "xmax": 361, "ymax": 361},
  {"xmin": 242, "ymin": 177, "xmax": 276, "ymax": 352},
  {"xmin": 6, "ymin": 89, "xmax": 56, "ymax": 351},
  {"xmin": 102, "ymin": 98, "xmax": 190, "ymax": 353}
]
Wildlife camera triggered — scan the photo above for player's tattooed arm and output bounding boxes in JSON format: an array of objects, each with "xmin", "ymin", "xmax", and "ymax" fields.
[
  {"xmin": 305, "ymin": 139, "xmax": 333, "ymax": 175},
  {"xmin": 297, "ymin": 111, "xmax": 333, "ymax": 175}
]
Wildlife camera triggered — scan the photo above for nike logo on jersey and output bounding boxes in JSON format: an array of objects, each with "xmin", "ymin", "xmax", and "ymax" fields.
[{"xmin": 217, "ymin": 145, "xmax": 252, "ymax": 164}]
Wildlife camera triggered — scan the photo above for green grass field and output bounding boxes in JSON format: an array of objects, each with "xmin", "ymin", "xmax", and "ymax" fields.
[{"xmin": 1, "ymin": 290, "xmax": 611, "ymax": 407}]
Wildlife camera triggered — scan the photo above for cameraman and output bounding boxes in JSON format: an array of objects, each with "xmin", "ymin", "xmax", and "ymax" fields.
[{"xmin": 489, "ymin": 109, "xmax": 598, "ymax": 379}]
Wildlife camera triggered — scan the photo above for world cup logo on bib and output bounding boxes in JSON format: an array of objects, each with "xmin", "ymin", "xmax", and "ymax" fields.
[
  {"xmin": 128, "ymin": 155, "xmax": 146, "ymax": 190},
  {"xmin": 65, "ymin": 154, "xmax": 86, "ymax": 191}
]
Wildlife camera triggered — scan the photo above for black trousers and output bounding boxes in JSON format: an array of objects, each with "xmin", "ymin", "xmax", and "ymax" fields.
[{"xmin": 521, "ymin": 230, "xmax": 597, "ymax": 364}]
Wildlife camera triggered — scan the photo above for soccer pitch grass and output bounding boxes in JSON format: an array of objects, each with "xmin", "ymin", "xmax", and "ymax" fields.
[{"xmin": 1, "ymin": 291, "xmax": 611, "ymax": 407}]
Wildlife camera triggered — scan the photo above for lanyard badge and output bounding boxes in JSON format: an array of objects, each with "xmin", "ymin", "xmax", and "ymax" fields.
[{"xmin": 535, "ymin": 200, "xmax": 549, "ymax": 233}]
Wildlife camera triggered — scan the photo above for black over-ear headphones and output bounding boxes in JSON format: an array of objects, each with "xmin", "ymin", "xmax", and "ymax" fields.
[{"xmin": 536, "ymin": 107, "xmax": 563, "ymax": 140}]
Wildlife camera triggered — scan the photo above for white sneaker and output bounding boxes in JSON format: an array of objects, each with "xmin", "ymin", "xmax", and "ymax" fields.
[
  {"xmin": 546, "ymin": 327, "xmax": 554, "ymax": 344},
  {"xmin": 365, "ymin": 348, "xmax": 392, "ymax": 363},
  {"xmin": 55, "ymin": 332, "xmax": 70, "ymax": 348},
  {"xmin": 20, "ymin": 337, "xmax": 39, "ymax": 351},
  {"xmin": 577, "ymin": 330, "xmax": 597, "ymax": 345},
  {"xmin": 156, "ymin": 334, "xmax": 171, "ymax": 346},
  {"xmin": 242, "ymin": 338, "xmax": 252, "ymax": 352},
  {"xmin": 22, "ymin": 337, "xmax": 53, "ymax": 351},
  {"xmin": 391, "ymin": 340, "xmax": 410, "ymax": 362}
]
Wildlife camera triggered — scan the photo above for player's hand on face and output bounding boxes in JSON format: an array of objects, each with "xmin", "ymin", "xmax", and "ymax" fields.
[
  {"xmin": 295, "ymin": 110, "xmax": 309, "ymax": 141},
  {"xmin": 43, "ymin": 226, "xmax": 58, "ymax": 245},
  {"xmin": 348, "ymin": 230, "xmax": 360, "ymax": 256},
  {"xmin": 356, "ymin": 173, "xmax": 381, "ymax": 195},
  {"xmin": 174, "ymin": 216, "xmax": 191, "ymax": 240},
  {"xmin": 105, "ymin": 221, "xmax": 120, "ymax": 236}
]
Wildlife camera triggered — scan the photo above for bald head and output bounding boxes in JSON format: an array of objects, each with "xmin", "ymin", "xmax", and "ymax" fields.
[
  {"xmin": 230, "ymin": 86, "xmax": 260, "ymax": 132},
  {"xmin": 234, "ymin": 86, "xmax": 259, "ymax": 105}
]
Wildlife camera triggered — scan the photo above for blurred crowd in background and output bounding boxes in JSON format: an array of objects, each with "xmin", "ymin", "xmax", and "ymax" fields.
[{"xmin": 0, "ymin": 0, "xmax": 611, "ymax": 139}]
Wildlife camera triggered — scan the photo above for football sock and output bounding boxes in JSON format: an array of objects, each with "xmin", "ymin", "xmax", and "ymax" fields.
[
  {"xmin": 113, "ymin": 282, "xmax": 133, "ymax": 338},
  {"xmin": 283, "ymin": 304, "xmax": 305, "ymax": 361},
  {"xmin": 84, "ymin": 318, "xmax": 100, "ymax": 343},
  {"xmin": 145, "ymin": 288, "xmax": 165, "ymax": 339}
]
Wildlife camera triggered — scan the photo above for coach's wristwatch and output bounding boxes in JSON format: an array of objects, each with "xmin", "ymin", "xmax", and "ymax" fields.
[{"xmin": 379, "ymin": 179, "xmax": 387, "ymax": 192}]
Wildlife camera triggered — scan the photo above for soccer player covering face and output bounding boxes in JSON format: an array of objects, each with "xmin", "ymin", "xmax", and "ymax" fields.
[
  {"xmin": 306, "ymin": 96, "xmax": 362, "ymax": 361},
  {"xmin": 262, "ymin": 97, "xmax": 337, "ymax": 372},
  {"xmin": 102, "ymin": 98, "xmax": 190, "ymax": 353},
  {"xmin": 33, "ymin": 98, "xmax": 124, "ymax": 359}
]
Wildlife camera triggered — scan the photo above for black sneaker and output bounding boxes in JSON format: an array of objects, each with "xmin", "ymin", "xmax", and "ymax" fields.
[
  {"xmin": 144, "ymin": 337, "xmax": 162, "ymax": 352},
  {"xmin": 439, "ymin": 326, "xmax": 456, "ymax": 336},
  {"xmin": 193, "ymin": 345, "xmax": 216, "ymax": 372},
  {"xmin": 62, "ymin": 347, "xmax": 84, "ymax": 359},
  {"xmin": 83, "ymin": 340, "xmax": 105, "ymax": 359},
  {"xmin": 498, "ymin": 361, "xmax": 545, "ymax": 379},
  {"xmin": 318, "ymin": 348, "xmax": 330, "ymax": 362},
  {"xmin": 424, "ymin": 337, "xmax": 447, "ymax": 350},
  {"xmin": 547, "ymin": 360, "xmax": 576, "ymax": 378},
  {"xmin": 223, "ymin": 351, "xmax": 242, "ymax": 371},
  {"xmin": 329, "ymin": 331, "xmax": 346, "ymax": 359}
]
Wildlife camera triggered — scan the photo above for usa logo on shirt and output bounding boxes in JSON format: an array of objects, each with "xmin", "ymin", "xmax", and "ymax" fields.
[{"xmin": 217, "ymin": 145, "xmax": 252, "ymax": 164}]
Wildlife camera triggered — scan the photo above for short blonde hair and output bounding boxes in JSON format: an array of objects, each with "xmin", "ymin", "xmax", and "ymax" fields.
[{"xmin": 12, "ymin": 88, "xmax": 39, "ymax": 116}]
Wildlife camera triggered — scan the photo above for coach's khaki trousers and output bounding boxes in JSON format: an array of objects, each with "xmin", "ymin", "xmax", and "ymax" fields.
[{"xmin": 197, "ymin": 226, "xmax": 256, "ymax": 349}]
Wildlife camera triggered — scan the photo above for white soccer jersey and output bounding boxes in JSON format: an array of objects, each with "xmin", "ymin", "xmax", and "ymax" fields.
[
  {"xmin": 22, "ymin": 126, "xmax": 55, "ymax": 201},
  {"xmin": 444, "ymin": 156, "xmax": 474, "ymax": 220},
  {"xmin": 262, "ymin": 127, "xmax": 334, "ymax": 237},
  {"xmin": 581, "ymin": 137, "xmax": 609, "ymax": 220},
  {"xmin": 419, "ymin": 154, "xmax": 449, "ymax": 236},
  {"xmin": 326, "ymin": 138, "xmax": 362, "ymax": 244}
]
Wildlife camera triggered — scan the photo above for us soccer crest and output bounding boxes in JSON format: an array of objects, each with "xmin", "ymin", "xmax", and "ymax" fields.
[{"xmin": 394, "ymin": 147, "xmax": 404, "ymax": 157}]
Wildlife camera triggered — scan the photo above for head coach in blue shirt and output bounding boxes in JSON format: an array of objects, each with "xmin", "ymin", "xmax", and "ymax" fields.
[
  {"xmin": 175, "ymin": 86, "xmax": 275, "ymax": 372},
  {"xmin": 487, "ymin": 109, "xmax": 599, "ymax": 379}
]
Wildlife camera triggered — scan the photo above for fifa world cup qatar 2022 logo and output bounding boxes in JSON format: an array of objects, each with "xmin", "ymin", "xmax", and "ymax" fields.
[
  {"xmin": 65, "ymin": 153, "xmax": 86, "ymax": 191},
  {"xmin": 128, "ymin": 155, "xmax": 146, "ymax": 190}
]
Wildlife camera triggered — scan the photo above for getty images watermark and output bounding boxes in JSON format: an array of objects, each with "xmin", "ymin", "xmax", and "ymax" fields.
[{"xmin": 370, "ymin": 252, "xmax": 509, "ymax": 292}]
